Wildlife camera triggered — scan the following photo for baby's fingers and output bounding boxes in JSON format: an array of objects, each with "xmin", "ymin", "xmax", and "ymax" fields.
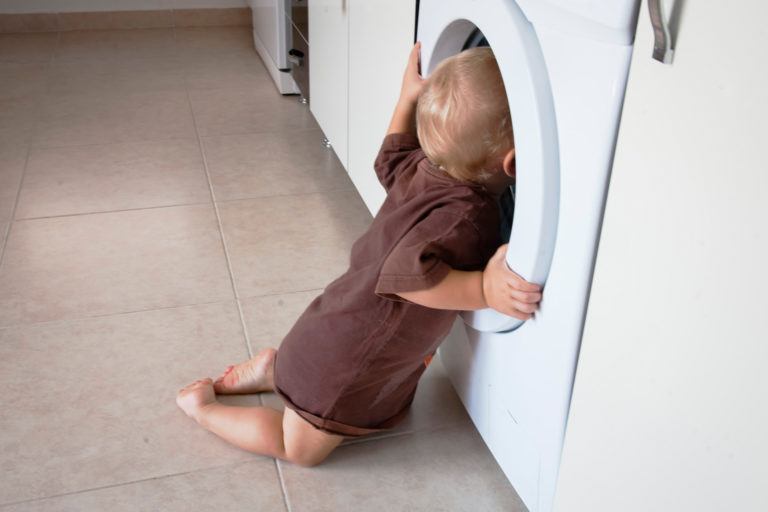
[
  {"xmin": 509, "ymin": 299, "xmax": 537, "ymax": 314},
  {"xmin": 507, "ymin": 287, "xmax": 542, "ymax": 305},
  {"xmin": 407, "ymin": 42, "xmax": 422, "ymax": 74},
  {"xmin": 489, "ymin": 297, "xmax": 534, "ymax": 320},
  {"xmin": 504, "ymin": 306, "xmax": 534, "ymax": 321},
  {"xmin": 410, "ymin": 42, "xmax": 421, "ymax": 63},
  {"xmin": 504, "ymin": 273, "xmax": 542, "ymax": 293}
]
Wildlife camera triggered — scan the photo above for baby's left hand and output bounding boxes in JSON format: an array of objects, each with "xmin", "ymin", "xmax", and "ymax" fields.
[
  {"xmin": 482, "ymin": 244, "xmax": 543, "ymax": 320},
  {"xmin": 398, "ymin": 42, "xmax": 425, "ymax": 106}
]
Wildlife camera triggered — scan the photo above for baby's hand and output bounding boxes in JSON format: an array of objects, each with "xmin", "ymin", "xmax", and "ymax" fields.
[
  {"xmin": 482, "ymin": 244, "xmax": 543, "ymax": 320},
  {"xmin": 398, "ymin": 42, "xmax": 425, "ymax": 106}
]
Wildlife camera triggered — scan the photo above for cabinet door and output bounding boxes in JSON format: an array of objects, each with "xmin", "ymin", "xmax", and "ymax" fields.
[
  {"xmin": 555, "ymin": 2, "xmax": 768, "ymax": 511},
  {"xmin": 348, "ymin": 0, "xmax": 415, "ymax": 214},
  {"xmin": 309, "ymin": 0, "xmax": 349, "ymax": 169}
]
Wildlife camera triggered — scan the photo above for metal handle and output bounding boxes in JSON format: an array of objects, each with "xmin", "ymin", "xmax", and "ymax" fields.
[{"xmin": 649, "ymin": 0, "xmax": 674, "ymax": 64}]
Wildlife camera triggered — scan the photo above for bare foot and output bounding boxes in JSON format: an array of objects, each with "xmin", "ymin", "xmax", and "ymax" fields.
[
  {"xmin": 213, "ymin": 347, "xmax": 277, "ymax": 395},
  {"xmin": 176, "ymin": 378, "xmax": 216, "ymax": 423}
]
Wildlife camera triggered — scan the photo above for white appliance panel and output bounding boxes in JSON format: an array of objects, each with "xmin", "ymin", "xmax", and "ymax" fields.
[
  {"xmin": 248, "ymin": 0, "xmax": 299, "ymax": 94},
  {"xmin": 250, "ymin": 0, "xmax": 288, "ymax": 68},
  {"xmin": 418, "ymin": 1, "xmax": 638, "ymax": 510}
]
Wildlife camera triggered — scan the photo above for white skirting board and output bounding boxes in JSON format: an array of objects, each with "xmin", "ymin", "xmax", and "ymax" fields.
[{"xmin": 0, "ymin": 0, "xmax": 246, "ymax": 14}]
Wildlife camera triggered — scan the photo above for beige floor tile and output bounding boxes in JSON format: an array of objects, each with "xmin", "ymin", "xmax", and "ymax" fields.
[
  {"xmin": 32, "ymin": 90, "xmax": 196, "ymax": 148},
  {"xmin": 0, "ymin": 204, "xmax": 233, "ymax": 327},
  {"xmin": 0, "ymin": 222, "xmax": 7, "ymax": 251},
  {"xmin": 0, "ymin": 97, "xmax": 39, "ymax": 151},
  {"xmin": 57, "ymin": 10, "xmax": 175, "ymax": 31},
  {"xmin": 0, "ymin": 302, "xmax": 268, "ymax": 505},
  {"xmin": 239, "ymin": 289, "xmax": 320, "ymax": 352},
  {"xmin": 218, "ymin": 189, "xmax": 371, "ymax": 298},
  {"xmin": 0, "ymin": 13, "xmax": 58, "ymax": 34},
  {"xmin": 54, "ymin": 28, "xmax": 178, "ymax": 64},
  {"xmin": 16, "ymin": 139, "xmax": 211, "ymax": 219},
  {"xmin": 47, "ymin": 57, "xmax": 187, "ymax": 96},
  {"xmin": 203, "ymin": 130, "xmax": 352, "ymax": 202},
  {"xmin": 279, "ymin": 424, "xmax": 526, "ymax": 512},
  {"xmin": 175, "ymin": 26, "xmax": 255, "ymax": 58},
  {"xmin": 0, "ymin": 146, "xmax": 26, "ymax": 222},
  {"xmin": 0, "ymin": 63, "xmax": 48, "ymax": 100},
  {"xmin": 189, "ymin": 87, "xmax": 318, "ymax": 137},
  {"xmin": 182, "ymin": 52, "xmax": 274, "ymax": 91},
  {"xmin": 173, "ymin": 8, "xmax": 251, "ymax": 28},
  {"xmin": 2, "ymin": 461, "xmax": 286, "ymax": 512},
  {"xmin": 0, "ymin": 33, "xmax": 57, "ymax": 63}
]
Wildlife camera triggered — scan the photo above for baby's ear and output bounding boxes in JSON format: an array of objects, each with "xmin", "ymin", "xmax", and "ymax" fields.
[{"xmin": 502, "ymin": 148, "xmax": 516, "ymax": 178}]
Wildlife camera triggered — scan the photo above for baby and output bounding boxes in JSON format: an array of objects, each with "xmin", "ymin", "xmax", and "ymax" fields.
[{"xmin": 176, "ymin": 43, "xmax": 542, "ymax": 467}]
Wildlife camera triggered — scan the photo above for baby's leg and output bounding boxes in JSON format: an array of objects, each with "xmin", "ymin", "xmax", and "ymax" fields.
[{"xmin": 177, "ymin": 379, "xmax": 343, "ymax": 466}]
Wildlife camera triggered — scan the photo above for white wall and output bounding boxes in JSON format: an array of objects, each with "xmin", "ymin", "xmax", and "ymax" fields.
[
  {"xmin": 554, "ymin": 0, "xmax": 768, "ymax": 511},
  {"xmin": 0, "ymin": 0, "xmax": 246, "ymax": 14}
]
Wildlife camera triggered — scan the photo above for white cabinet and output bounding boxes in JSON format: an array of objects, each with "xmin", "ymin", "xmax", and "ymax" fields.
[
  {"xmin": 554, "ymin": 2, "xmax": 768, "ymax": 511},
  {"xmin": 309, "ymin": 0, "xmax": 349, "ymax": 169},
  {"xmin": 348, "ymin": 0, "xmax": 415, "ymax": 214},
  {"xmin": 309, "ymin": 0, "xmax": 415, "ymax": 214}
]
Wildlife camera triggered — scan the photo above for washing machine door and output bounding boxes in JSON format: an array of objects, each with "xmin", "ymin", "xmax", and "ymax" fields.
[{"xmin": 418, "ymin": 0, "xmax": 560, "ymax": 333}]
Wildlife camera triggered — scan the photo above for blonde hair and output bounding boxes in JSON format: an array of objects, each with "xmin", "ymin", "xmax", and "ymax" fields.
[{"xmin": 416, "ymin": 47, "xmax": 514, "ymax": 183}]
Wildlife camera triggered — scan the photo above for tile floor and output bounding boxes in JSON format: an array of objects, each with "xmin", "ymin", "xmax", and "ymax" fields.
[{"xmin": 0, "ymin": 27, "xmax": 526, "ymax": 511}]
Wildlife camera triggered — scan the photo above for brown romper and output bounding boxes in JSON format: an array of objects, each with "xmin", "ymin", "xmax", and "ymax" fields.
[{"xmin": 272, "ymin": 133, "xmax": 502, "ymax": 436}]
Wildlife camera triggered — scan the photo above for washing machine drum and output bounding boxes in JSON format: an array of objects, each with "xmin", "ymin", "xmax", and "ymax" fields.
[{"xmin": 418, "ymin": 0, "xmax": 560, "ymax": 333}]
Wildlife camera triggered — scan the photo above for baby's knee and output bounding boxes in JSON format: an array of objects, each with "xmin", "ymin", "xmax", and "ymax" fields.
[
  {"xmin": 281, "ymin": 407, "xmax": 343, "ymax": 467},
  {"xmin": 284, "ymin": 447, "xmax": 329, "ymax": 468}
]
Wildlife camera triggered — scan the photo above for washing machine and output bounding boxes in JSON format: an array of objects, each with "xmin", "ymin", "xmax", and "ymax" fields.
[{"xmin": 418, "ymin": 1, "xmax": 641, "ymax": 510}]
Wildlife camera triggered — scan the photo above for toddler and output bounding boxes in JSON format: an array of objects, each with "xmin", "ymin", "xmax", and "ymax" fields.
[{"xmin": 176, "ymin": 43, "xmax": 542, "ymax": 467}]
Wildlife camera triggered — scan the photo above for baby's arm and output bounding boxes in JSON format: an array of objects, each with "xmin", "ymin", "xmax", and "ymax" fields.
[
  {"xmin": 397, "ymin": 244, "xmax": 542, "ymax": 320},
  {"xmin": 387, "ymin": 43, "xmax": 424, "ymax": 136},
  {"xmin": 398, "ymin": 269, "xmax": 487, "ymax": 310}
]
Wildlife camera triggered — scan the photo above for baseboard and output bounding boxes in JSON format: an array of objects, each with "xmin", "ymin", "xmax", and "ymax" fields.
[{"xmin": 0, "ymin": 8, "xmax": 250, "ymax": 34}]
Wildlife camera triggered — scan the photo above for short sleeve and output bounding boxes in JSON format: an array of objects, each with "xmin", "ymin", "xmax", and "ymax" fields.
[
  {"xmin": 375, "ymin": 210, "xmax": 490, "ymax": 302},
  {"xmin": 373, "ymin": 133, "xmax": 423, "ymax": 191}
]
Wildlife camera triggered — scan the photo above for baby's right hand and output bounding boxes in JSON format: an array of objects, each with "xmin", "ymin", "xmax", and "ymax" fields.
[{"xmin": 482, "ymin": 244, "xmax": 542, "ymax": 320}]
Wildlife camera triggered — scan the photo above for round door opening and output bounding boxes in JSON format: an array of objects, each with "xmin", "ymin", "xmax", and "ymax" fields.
[
  {"xmin": 459, "ymin": 28, "xmax": 515, "ymax": 245},
  {"xmin": 419, "ymin": 7, "xmax": 560, "ymax": 333}
]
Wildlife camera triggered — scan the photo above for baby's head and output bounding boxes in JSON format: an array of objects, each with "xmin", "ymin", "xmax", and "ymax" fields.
[{"xmin": 417, "ymin": 47, "xmax": 514, "ymax": 184}]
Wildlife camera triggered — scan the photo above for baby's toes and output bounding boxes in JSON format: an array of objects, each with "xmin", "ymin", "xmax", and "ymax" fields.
[
  {"xmin": 178, "ymin": 381, "xmax": 194, "ymax": 394},
  {"xmin": 214, "ymin": 366, "xmax": 234, "ymax": 382},
  {"xmin": 177, "ymin": 379, "xmax": 206, "ymax": 398}
]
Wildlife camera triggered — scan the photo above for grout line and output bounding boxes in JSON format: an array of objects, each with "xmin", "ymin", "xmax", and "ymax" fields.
[
  {"xmin": 193, "ymin": 124, "xmax": 322, "ymax": 143},
  {"xmin": 0, "ymin": 147, "xmax": 27, "ymax": 268},
  {"xmin": 0, "ymin": 299, "xmax": 230, "ymax": 331},
  {"xmin": 0, "ymin": 30, "xmax": 58, "ymax": 269},
  {"xmin": 0, "ymin": 460, "xmax": 255, "ymax": 509},
  {"xmin": 13, "ymin": 200, "xmax": 213, "ymax": 222},
  {"xmin": 0, "ymin": 288, "xmax": 323, "ymax": 331},
  {"xmin": 27, "ymin": 136, "xmax": 202, "ymax": 152},
  {"xmin": 274, "ymin": 459, "xmax": 293, "ymax": 512},
  {"xmin": 212, "ymin": 184, "xmax": 356, "ymax": 207},
  {"xmin": 182, "ymin": 54, "xmax": 254, "ymax": 360},
  {"xmin": 197, "ymin": 125, "xmax": 323, "ymax": 142},
  {"xmin": 339, "ymin": 421, "xmax": 471, "ymax": 448},
  {"xmin": 183, "ymin": 35, "xmax": 297, "ymax": 510},
  {"xmin": 239, "ymin": 287, "xmax": 323, "ymax": 302},
  {"xmin": 181, "ymin": 25, "xmax": 291, "ymax": 511}
]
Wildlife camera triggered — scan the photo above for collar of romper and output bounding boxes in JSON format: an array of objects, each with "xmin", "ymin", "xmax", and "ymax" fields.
[{"xmin": 418, "ymin": 156, "xmax": 493, "ymax": 195}]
